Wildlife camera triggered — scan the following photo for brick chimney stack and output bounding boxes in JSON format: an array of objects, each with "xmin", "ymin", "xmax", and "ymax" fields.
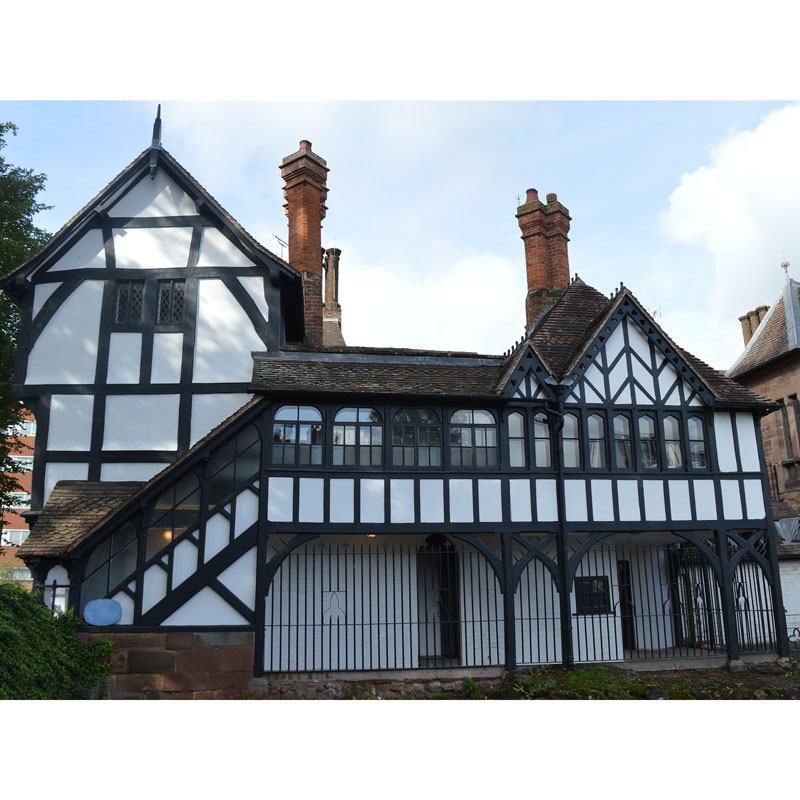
[
  {"xmin": 516, "ymin": 188, "xmax": 571, "ymax": 330},
  {"xmin": 281, "ymin": 140, "xmax": 329, "ymax": 346},
  {"xmin": 323, "ymin": 247, "xmax": 342, "ymax": 323},
  {"xmin": 738, "ymin": 304, "xmax": 770, "ymax": 345}
]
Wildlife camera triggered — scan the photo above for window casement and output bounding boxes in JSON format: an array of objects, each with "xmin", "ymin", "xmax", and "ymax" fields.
[
  {"xmin": 533, "ymin": 412, "xmax": 552, "ymax": 468},
  {"xmin": 8, "ymin": 491, "xmax": 31, "ymax": 507},
  {"xmin": 781, "ymin": 402, "xmax": 795, "ymax": 459},
  {"xmin": 663, "ymin": 415, "xmax": 683, "ymax": 469},
  {"xmin": 613, "ymin": 414, "xmax": 633, "ymax": 469},
  {"xmin": 157, "ymin": 279, "xmax": 186, "ymax": 325},
  {"xmin": 333, "ymin": 407, "xmax": 383, "ymax": 466},
  {"xmin": 587, "ymin": 413, "xmax": 607, "ymax": 468},
  {"xmin": 82, "ymin": 521, "xmax": 139, "ymax": 611},
  {"xmin": 147, "ymin": 471, "xmax": 202, "ymax": 560},
  {"xmin": 272, "ymin": 406, "xmax": 323, "ymax": 465},
  {"xmin": 562, "ymin": 413, "xmax": 581, "ymax": 468},
  {"xmin": 392, "ymin": 408, "xmax": 441, "ymax": 467},
  {"xmin": 9, "ymin": 455, "xmax": 33, "ymax": 471},
  {"xmin": 449, "ymin": 410, "xmax": 498, "ymax": 467},
  {"xmin": 113, "ymin": 280, "xmax": 145, "ymax": 326},
  {"xmin": 574, "ymin": 576, "xmax": 611, "ymax": 615},
  {"xmin": 0, "ymin": 529, "xmax": 29, "ymax": 546},
  {"xmin": 687, "ymin": 416, "xmax": 707, "ymax": 469},
  {"xmin": 508, "ymin": 411, "xmax": 526, "ymax": 468},
  {"xmin": 638, "ymin": 415, "xmax": 658, "ymax": 469}
]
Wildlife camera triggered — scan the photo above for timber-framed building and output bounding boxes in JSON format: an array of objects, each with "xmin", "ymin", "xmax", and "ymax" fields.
[{"xmin": 3, "ymin": 117, "xmax": 790, "ymax": 697}]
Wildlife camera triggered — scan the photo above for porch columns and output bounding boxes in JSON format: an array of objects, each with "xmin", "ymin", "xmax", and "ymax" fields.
[
  {"xmin": 501, "ymin": 533, "xmax": 517, "ymax": 672},
  {"xmin": 713, "ymin": 529, "xmax": 741, "ymax": 662}
]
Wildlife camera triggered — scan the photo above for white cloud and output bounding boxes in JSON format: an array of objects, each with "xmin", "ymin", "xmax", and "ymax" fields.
[{"xmin": 660, "ymin": 102, "xmax": 800, "ymax": 368}]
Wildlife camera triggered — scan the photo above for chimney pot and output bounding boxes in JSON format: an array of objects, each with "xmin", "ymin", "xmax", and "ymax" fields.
[
  {"xmin": 546, "ymin": 192, "xmax": 557, "ymax": 203},
  {"xmin": 756, "ymin": 304, "xmax": 769, "ymax": 323},
  {"xmin": 525, "ymin": 188, "xmax": 539, "ymax": 204},
  {"xmin": 300, "ymin": 140, "xmax": 312, "ymax": 150},
  {"xmin": 738, "ymin": 313, "xmax": 753, "ymax": 346}
]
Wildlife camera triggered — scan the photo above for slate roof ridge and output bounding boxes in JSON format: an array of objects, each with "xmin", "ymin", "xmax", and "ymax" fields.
[{"xmin": 271, "ymin": 344, "xmax": 502, "ymax": 362}]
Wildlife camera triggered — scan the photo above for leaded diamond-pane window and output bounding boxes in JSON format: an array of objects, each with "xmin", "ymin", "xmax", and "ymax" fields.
[
  {"xmin": 114, "ymin": 281, "xmax": 145, "ymax": 325},
  {"xmin": 157, "ymin": 280, "xmax": 185, "ymax": 324}
]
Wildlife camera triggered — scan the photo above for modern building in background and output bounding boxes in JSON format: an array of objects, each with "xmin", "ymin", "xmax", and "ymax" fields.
[
  {"xmin": 2, "ymin": 117, "xmax": 789, "ymax": 697},
  {"xmin": 0, "ymin": 408, "xmax": 35, "ymax": 587}
]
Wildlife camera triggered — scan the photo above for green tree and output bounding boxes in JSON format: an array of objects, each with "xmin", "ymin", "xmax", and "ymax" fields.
[{"xmin": 0, "ymin": 122, "xmax": 51, "ymax": 519}]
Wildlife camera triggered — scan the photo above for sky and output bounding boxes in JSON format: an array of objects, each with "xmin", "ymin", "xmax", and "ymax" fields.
[{"xmin": 2, "ymin": 99, "xmax": 797, "ymax": 372}]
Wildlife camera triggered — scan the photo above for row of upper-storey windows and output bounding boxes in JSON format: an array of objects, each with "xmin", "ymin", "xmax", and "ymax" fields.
[{"xmin": 271, "ymin": 406, "xmax": 710, "ymax": 472}]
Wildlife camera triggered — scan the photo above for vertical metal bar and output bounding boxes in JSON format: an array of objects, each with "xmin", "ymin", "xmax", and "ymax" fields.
[{"xmin": 502, "ymin": 533, "xmax": 517, "ymax": 671}]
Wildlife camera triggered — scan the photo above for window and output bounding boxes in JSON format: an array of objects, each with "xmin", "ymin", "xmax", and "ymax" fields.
[
  {"xmin": 639, "ymin": 415, "xmax": 658, "ymax": 469},
  {"xmin": 21, "ymin": 419, "xmax": 37, "ymax": 437},
  {"xmin": 587, "ymin": 414, "xmax": 607, "ymax": 468},
  {"xmin": 333, "ymin": 408, "xmax": 383, "ymax": 466},
  {"xmin": 562, "ymin": 413, "xmax": 580, "ymax": 468},
  {"xmin": 392, "ymin": 408, "xmax": 441, "ymax": 467},
  {"xmin": 208, "ymin": 424, "xmax": 261, "ymax": 507},
  {"xmin": 688, "ymin": 416, "xmax": 706, "ymax": 469},
  {"xmin": 272, "ymin": 406, "xmax": 323, "ymax": 465},
  {"xmin": 613, "ymin": 414, "xmax": 632, "ymax": 469},
  {"xmin": 508, "ymin": 412, "xmax": 526, "ymax": 467},
  {"xmin": 450, "ymin": 410, "xmax": 498, "ymax": 467},
  {"xmin": 82, "ymin": 522, "xmax": 138, "ymax": 611},
  {"xmin": 533, "ymin": 412, "xmax": 551, "ymax": 468},
  {"xmin": 9, "ymin": 455, "xmax": 33, "ymax": 471},
  {"xmin": 8, "ymin": 491, "xmax": 31, "ymax": 507},
  {"xmin": 663, "ymin": 415, "xmax": 683, "ymax": 469},
  {"xmin": 148, "ymin": 472, "xmax": 201, "ymax": 559},
  {"xmin": 157, "ymin": 280, "xmax": 185, "ymax": 324},
  {"xmin": 781, "ymin": 402, "xmax": 795, "ymax": 459},
  {"xmin": 114, "ymin": 280, "xmax": 145, "ymax": 325},
  {"xmin": 574, "ymin": 576, "xmax": 611, "ymax": 614},
  {"xmin": 1, "ymin": 529, "xmax": 29, "ymax": 546}
]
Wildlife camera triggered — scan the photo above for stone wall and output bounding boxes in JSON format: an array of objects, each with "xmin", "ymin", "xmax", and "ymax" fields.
[{"xmin": 82, "ymin": 631, "xmax": 255, "ymax": 699}]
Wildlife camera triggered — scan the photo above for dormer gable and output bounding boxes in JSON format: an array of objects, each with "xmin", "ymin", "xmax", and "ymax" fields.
[{"xmin": 498, "ymin": 342, "xmax": 553, "ymax": 400}]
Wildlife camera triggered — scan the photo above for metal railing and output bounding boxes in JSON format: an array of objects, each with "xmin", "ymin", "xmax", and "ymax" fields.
[{"xmin": 263, "ymin": 535, "xmax": 778, "ymax": 673}]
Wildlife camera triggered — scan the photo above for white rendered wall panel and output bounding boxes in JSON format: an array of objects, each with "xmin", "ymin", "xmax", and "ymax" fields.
[
  {"xmin": 234, "ymin": 488, "xmax": 260, "ymax": 535},
  {"xmin": 26, "ymin": 281, "xmax": 103, "ymax": 384},
  {"xmin": 48, "ymin": 228, "xmax": 106, "ymax": 271},
  {"xmin": 218, "ymin": 547, "xmax": 258, "ymax": 610},
  {"xmin": 32, "ymin": 282, "xmax": 61, "ymax": 318},
  {"xmin": 189, "ymin": 393, "xmax": 252, "ymax": 446},
  {"xmin": 693, "ymin": 480, "xmax": 718, "ymax": 520},
  {"xmin": 238, "ymin": 276, "xmax": 270, "ymax": 321},
  {"xmin": 478, "ymin": 480, "xmax": 502, "ymax": 522},
  {"xmin": 721, "ymin": 480, "xmax": 743, "ymax": 519},
  {"xmin": 590, "ymin": 480, "xmax": 614, "ymax": 522},
  {"xmin": 390, "ymin": 480, "xmax": 414, "ymax": 523},
  {"xmin": 172, "ymin": 539, "xmax": 198, "ymax": 588},
  {"xmin": 658, "ymin": 362, "xmax": 679, "ymax": 402},
  {"xmin": 743, "ymin": 479, "xmax": 766, "ymax": 519},
  {"xmin": 204, "ymin": 513, "xmax": 230, "ymax": 561},
  {"xmin": 714, "ymin": 413, "xmax": 738, "ymax": 472},
  {"xmin": 151, "ymin": 333, "xmax": 183, "ymax": 384},
  {"xmin": 564, "ymin": 480, "xmax": 587, "ymax": 522},
  {"xmin": 509, "ymin": 479, "xmax": 532, "ymax": 522},
  {"xmin": 112, "ymin": 592, "xmax": 135, "ymax": 625},
  {"xmin": 163, "ymin": 587, "xmax": 249, "ymax": 626},
  {"xmin": 193, "ymin": 279, "xmax": 266, "ymax": 383},
  {"xmin": 109, "ymin": 172, "xmax": 198, "ymax": 217},
  {"xmin": 197, "ymin": 227, "xmax": 256, "ymax": 267},
  {"xmin": 298, "ymin": 478, "xmax": 324, "ymax": 523},
  {"xmin": 360, "ymin": 479, "xmax": 385, "ymax": 524},
  {"xmin": 449, "ymin": 480, "xmax": 473, "ymax": 523},
  {"xmin": 735, "ymin": 413, "xmax": 761, "ymax": 472},
  {"xmin": 100, "ymin": 463, "xmax": 165, "ymax": 482},
  {"xmin": 419, "ymin": 480, "xmax": 444, "ymax": 523},
  {"xmin": 142, "ymin": 565, "xmax": 168, "ymax": 613},
  {"xmin": 536, "ymin": 480, "xmax": 558, "ymax": 522},
  {"xmin": 112, "ymin": 226, "xmax": 193, "ymax": 269},
  {"xmin": 329, "ymin": 479, "xmax": 354, "ymax": 523},
  {"xmin": 44, "ymin": 462, "xmax": 88, "ymax": 503},
  {"xmin": 268, "ymin": 478, "xmax": 294, "ymax": 522},
  {"xmin": 643, "ymin": 480, "xmax": 666, "ymax": 521},
  {"xmin": 106, "ymin": 333, "xmax": 142, "ymax": 384},
  {"xmin": 103, "ymin": 394, "xmax": 179, "ymax": 450},
  {"xmin": 617, "ymin": 480, "xmax": 640, "ymax": 521},
  {"xmin": 47, "ymin": 394, "xmax": 94, "ymax": 451},
  {"xmin": 668, "ymin": 480, "xmax": 692, "ymax": 521}
]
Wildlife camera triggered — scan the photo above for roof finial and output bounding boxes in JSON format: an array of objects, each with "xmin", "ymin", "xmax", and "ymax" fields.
[
  {"xmin": 149, "ymin": 104, "xmax": 162, "ymax": 180},
  {"xmin": 781, "ymin": 257, "xmax": 790, "ymax": 277}
]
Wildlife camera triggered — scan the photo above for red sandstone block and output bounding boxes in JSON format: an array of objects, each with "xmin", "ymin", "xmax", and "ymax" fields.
[
  {"xmin": 161, "ymin": 673, "xmax": 183, "ymax": 692},
  {"xmin": 113, "ymin": 673, "xmax": 163, "ymax": 695},
  {"xmin": 108, "ymin": 633, "xmax": 167, "ymax": 649},
  {"xmin": 171, "ymin": 691, "xmax": 194, "ymax": 700},
  {"xmin": 192, "ymin": 691, "xmax": 215, "ymax": 700},
  {"xmin": 207, "ymin": 671, "xmax": 252, "ymax": 691},
  {"xmin": 175, "ymin": 648, "xmax": 221, "ymax": 673},
  {"xmin": 181, "ymin": 672, "xmax": 209, "ymax": 691},
  {"xmin": 165, "ymin": 632, "xmax": 194, "ymax": 650},
  {"xmin": 219, "ymin": 646, "xmax": 254, "ymax": 673}
]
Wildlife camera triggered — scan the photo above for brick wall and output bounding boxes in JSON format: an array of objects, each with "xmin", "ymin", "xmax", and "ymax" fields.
[{"xmin": 82, "ymin": 631, "xmax": 255, "ymax": 699}]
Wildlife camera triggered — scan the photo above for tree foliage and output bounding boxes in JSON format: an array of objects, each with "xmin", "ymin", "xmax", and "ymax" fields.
[
  {"xmin": 0, "ymin": 583, "xmax": 114, "ymax": 699},
  {"xmin": 0, "ymin": 122, "xmax": 51, "ymax": 516}
]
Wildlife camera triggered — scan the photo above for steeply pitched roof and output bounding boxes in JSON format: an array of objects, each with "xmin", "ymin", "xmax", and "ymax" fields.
[
  {"xmin": 18, "ymin": 482, "xmax": 143, "ymax": 558},
  {"xmin": 727, "ymin": 278, "xmax": 800, "ymax": 379},
  {"xmin": 1, "ymin": 147, "xmax": 297, "ymax": 301}
]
